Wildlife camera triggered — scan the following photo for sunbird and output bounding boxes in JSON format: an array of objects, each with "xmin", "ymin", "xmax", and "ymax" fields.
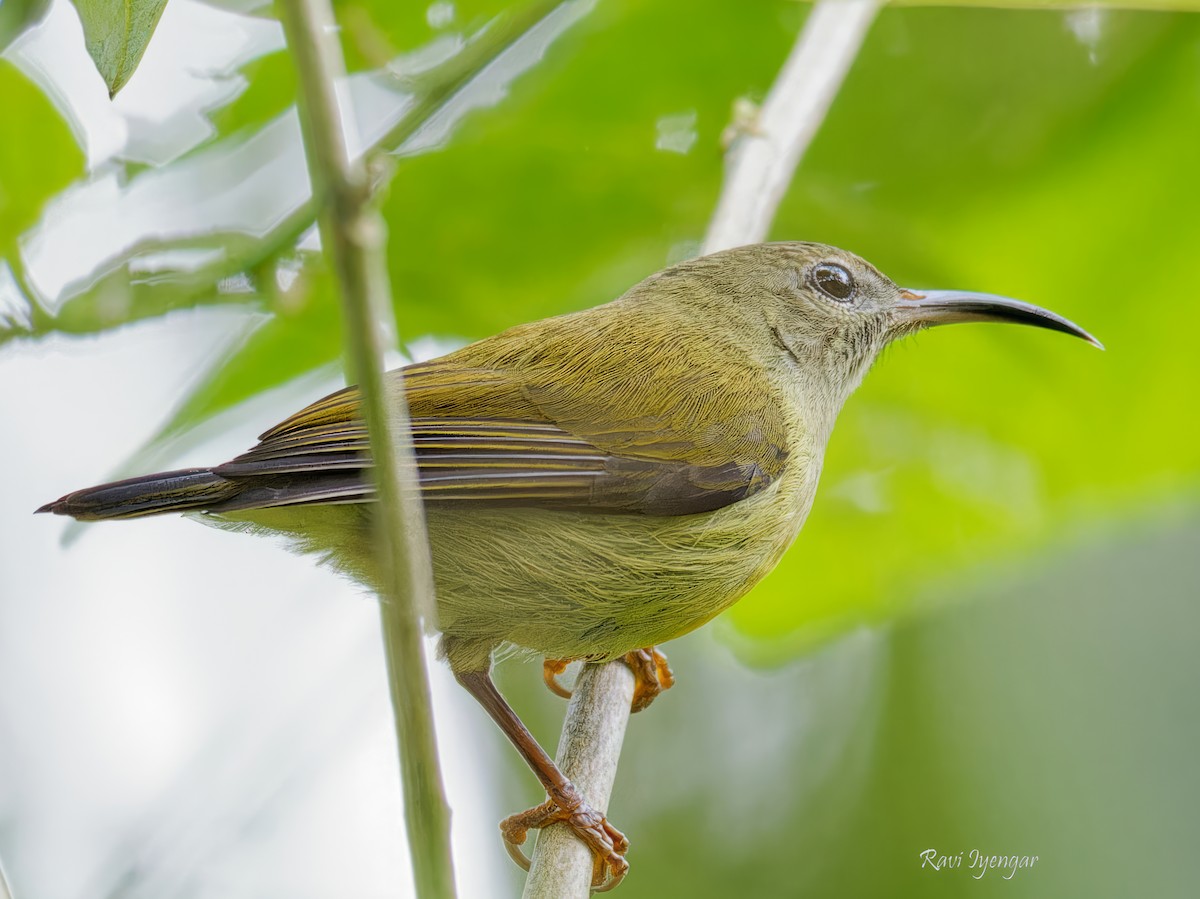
[{"xmin": 39, "ymin": 242, "xmax": 1099, "ymax": 889}]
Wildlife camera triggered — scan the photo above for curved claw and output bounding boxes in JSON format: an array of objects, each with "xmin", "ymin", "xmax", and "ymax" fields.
[
  {"xmin": 503, "ymin": 837, "xmax": 533, "ymax": 872},
  {"xmin": 544, "ymin": 649, "xmax": 675, "ymax": 715},
  {"xmin": 593, "ymin": 865, "xmax": 628, "ymax": 893},
  {"xmin": 500, "ymin": 797, "xmax": 629, "ymax": 891},
  {"xmin": 543, "ymin": 658, "xmax": 573, "ymax": 700},
  {"xmin": 625, "ymin": 646, "xmax": 675, "ymax": 713},
  {"xmin": 589, "ymin": 817, "xmax": 630, "ymax": 891}
]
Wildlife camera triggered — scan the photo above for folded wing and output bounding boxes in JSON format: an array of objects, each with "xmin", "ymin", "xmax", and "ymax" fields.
[{"xmin": 206, "ymin": 350, "xmax": 785, "ymax": 517}]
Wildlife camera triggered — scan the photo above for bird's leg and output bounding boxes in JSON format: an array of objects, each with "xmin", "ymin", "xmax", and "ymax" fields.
[
  {"xmin": 454, "ymin": 668, "xmax": 629, "ymax": 890},
  {"xmin": 543, "ymin": 646, "xmax": 676, "ymax": 713}
]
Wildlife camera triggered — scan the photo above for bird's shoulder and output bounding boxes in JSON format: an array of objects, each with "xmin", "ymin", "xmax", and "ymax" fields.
[
  {"xmin": 420, "ymin": 300, "xmax": 787, "ymax": 475},
  {"xmin": 257, "ymin": 298, "xmax": 790, "ymax": 483}
]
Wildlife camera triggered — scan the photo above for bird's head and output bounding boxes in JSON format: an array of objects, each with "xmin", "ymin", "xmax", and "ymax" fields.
[{"xmin": 674, "ymin": 241, "xmax": 1101, "ymax": 409}]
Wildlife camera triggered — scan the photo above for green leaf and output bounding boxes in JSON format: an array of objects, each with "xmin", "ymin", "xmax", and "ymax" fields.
[
  {"xmin": 90, "ymin": 1, "xmax": 593, "ymax": 455},
  {"xmin": 0, "ymin": 63, "xmax": 83, "ymax": 253},
  {"xmin": 12, "ymin": 1, "xmax": 585, "ymax": 352},
  {"xmin": 0, "ymin": 0, "xmax": 51, "ymax": 51},
  {"xmin": 0, "ymin": 61, "xmax": 84, "ymax": 334},
  {"xmin": 69, "ymin": 0, "xmax": 170, "ymax": 98}
]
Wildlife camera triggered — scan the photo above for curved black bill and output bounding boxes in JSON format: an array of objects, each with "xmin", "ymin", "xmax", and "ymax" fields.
[{"xmin": 898, "ymin": 289, "xmax": 1103, "ymax": 349}]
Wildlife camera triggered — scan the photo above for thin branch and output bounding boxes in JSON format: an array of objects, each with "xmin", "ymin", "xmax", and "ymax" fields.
[
  {"xmin": 277, "ymin": 2, "xmax": 455, "ymax": 897},
  {"xmin": 523, "ymin": 662, "xmax": 636, "ymax": 898},
  {"xmin": 522, "ymin": 1, "xmax": 880, "ymax": 894},
  {"xmin": 0, "ymin": 853, "xmax": 13, "ymax": 899},
  {"xmin": 705, "ymin": 0, "xmax": 881, "ymax": 254}
]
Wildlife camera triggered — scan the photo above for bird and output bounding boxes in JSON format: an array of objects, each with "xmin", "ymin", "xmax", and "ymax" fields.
[{"xmin": 38, "ymin": 241, "xmax": 1099, "ymax": 889}]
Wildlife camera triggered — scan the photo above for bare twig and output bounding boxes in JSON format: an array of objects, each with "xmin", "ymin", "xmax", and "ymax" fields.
[
  {"xmin": 523, "ymin": 662, "xmax": 636, "ymax": 898},
  {"xmin": 522, "ymin": 1, "xmax": 880, "ymax": 894},
  {"xmin": 705, "ymin": 0, "xmax": 881, "ymax": 254},
  {"xmin": 0, "ymin": 853, "xmax": 14, "ymax": 899},
  {"xmin": 277, "ymin": 1, "xmax": 455, "ymax": 897}
]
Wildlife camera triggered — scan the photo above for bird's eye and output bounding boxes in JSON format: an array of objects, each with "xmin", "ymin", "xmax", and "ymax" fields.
[{"xmin": 811, "ymin": 263, "xmax": 856, "ymax": 302}]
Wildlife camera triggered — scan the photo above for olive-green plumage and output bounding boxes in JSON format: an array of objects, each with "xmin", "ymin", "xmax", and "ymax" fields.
[{"xmin": 40, "ymin": 241, "xmax": 1098, "ymax": 674}]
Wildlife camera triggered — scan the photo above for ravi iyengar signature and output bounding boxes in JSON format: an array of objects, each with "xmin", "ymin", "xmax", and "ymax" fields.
[{"xmin": 919, "ymin": 848, "xmax": 1039, "ymax": 880}]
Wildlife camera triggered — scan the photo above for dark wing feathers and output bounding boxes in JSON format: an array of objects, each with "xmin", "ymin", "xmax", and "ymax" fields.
[
  {"xmin": 204, "ymin": 362, "xmax": 786, "ymax": 517},
  {"xmin": 41, "ymin": 302, "xmax": 791, "ymax": 521},
  {"xmin": 208, "ymin": 414, "xmax": 766, "ymax": 516},
  {"xmin": 199, "ymin": 307, "xmax": 791, "ymax": 517}
]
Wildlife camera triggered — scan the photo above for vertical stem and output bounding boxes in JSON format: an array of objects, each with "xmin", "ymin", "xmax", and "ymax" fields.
[{"xmin": 277, "ymin": 1, "xmax": 456, "ymax": 896}]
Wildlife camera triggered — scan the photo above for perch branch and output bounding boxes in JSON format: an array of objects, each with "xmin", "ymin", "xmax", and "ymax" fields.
[{"xmin": 523, "ymin": 662, "xmax": 636, "ymax": 898}]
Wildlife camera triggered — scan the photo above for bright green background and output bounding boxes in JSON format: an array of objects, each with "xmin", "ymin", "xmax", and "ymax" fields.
[
  {"xmin": 7, "ymin": 1, "xmax": 1197, "ymax": 658},
  {"xmin": 3, "ymin": 1, "xmax": 1198, "ymax": 896}
]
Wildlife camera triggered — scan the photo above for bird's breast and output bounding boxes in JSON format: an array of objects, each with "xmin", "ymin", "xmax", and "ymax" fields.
[{"xmin": 425, "ymin": 428, "xmax": 825, "ymax": 660}]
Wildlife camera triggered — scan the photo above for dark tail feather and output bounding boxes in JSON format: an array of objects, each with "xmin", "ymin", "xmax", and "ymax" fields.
[{"xmin": 36, "ymin": 468, "xmax": 243, "ymax": 521}]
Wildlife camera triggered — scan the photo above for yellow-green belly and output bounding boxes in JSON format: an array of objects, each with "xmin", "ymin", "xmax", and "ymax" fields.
[
  {"xmin": 217, "ymin": 463, "xmax": 811, "ymax": 671},
  {"xmin": 428, "ymin": 480, "xmax": 800, "ymax": 665}
]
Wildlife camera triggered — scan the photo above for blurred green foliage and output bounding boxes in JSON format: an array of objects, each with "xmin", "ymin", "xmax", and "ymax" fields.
[
  {"xmin": 571, "ymin": 515, "xmax": 1198, "ymax": 898},
  {"xmin": 2, "ymin": 0, "xmax": 1198, "ymax": 662},
  {"xmin": 0, "ymin": 62, "xmax": 82, "ymax": 274},
  {"xmin": 0, "ymin": 0, "xmax": 49, "ymax": 51}
]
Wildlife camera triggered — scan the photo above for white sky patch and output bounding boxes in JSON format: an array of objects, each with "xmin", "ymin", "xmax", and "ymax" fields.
[
  {"xmin": 273, "ymin": 256, "xmax": 304, "ymax": 293},
  {"xmin": 15, "ymin": 2, "xmax": 594, "ymax": 313},
  {"xmin": 129, "ymin": 248, "xmax": 227, "ymax": 275},
  {"xmin": 5, "ymin": 0, "xmax": 284, "ymax": 169},
  {"xmin": 405, "ymin": 333, "xmax": 468, "ymax": 364},
  {"xmin": 0, "ymin": 261, "xmax": 32, "ymax": 332},
  {"xmin": 426, "ymin": 1, "xmax": 456, "ymax": 29},
  {"xmin": 397, "ymin": 0, "xmax": 598, "ymax": 157},
  {"xmin": 217, "ymin": 272, "xmax": 256, "ymax": 295},
  {"xmin": 655, "ymin": 110, "xmax": 699, "ymax": 154},
  {"xmin": 1065, "ymin": 7, "xmax": 1105, "ymax": 65}
]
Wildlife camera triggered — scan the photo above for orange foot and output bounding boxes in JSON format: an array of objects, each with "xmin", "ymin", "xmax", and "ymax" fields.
[
  {"xmin": 625, "ymin": 646, "xmax": 675, "ymax": 713},
  {"xmin": 542, "ymin": 646, "xmax": 675, "ymax": 714},
  {"xmin": 542, "ymin": 657, "xmax": 573, "ymax": 700},
  {"xmin": 501, "ymin": 795, "xmax": 630, "ymax": 891}
]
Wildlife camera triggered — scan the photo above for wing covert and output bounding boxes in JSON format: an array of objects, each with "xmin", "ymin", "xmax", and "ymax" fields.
[{"xmin": 208, "ymin": 300, "xmax": 790, "ymax": 517}]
